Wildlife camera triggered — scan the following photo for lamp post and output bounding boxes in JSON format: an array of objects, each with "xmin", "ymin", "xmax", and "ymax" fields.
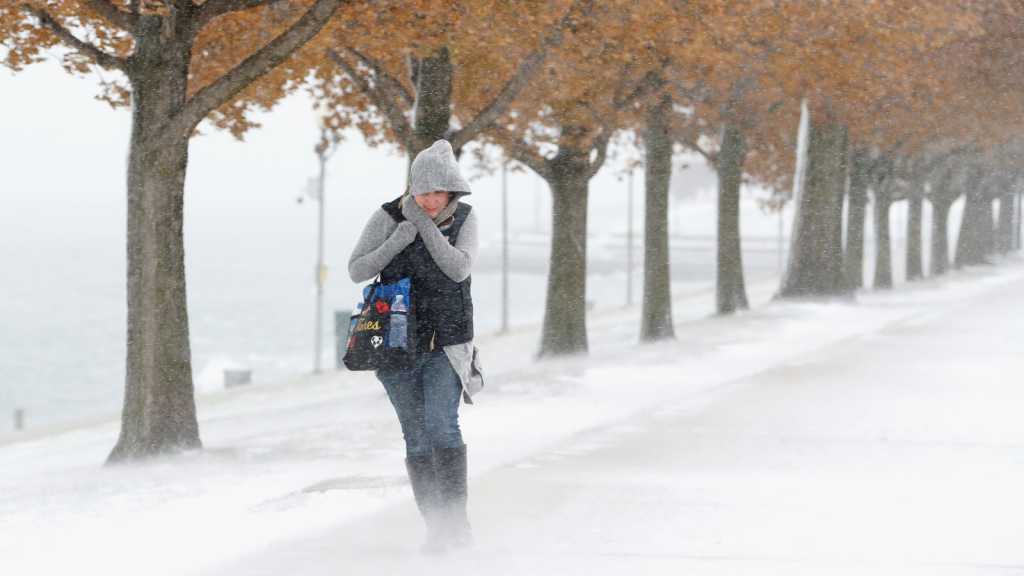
[
  {"xmin": 500, "ymin": 155, "xmax": 511, "ymax": 333},
  {"xmin": 311, "ymin": 107, "xmax": 336, "ymax": 373}
]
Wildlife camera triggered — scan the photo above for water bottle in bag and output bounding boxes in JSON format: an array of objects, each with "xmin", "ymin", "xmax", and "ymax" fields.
[
  {"xmin": 387, "ymin": 313, "xmax": 408, "ymax": 348},
  {"xmin": 392, "ymin": 293, "xmax": 407, "ymax": 312}
]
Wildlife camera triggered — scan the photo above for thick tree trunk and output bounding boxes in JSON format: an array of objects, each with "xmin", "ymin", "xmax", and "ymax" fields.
[
  {"xmin": 98, "ymin": 1, "xmax": 344, "ymax": 462},
  {"xmin": 955, "ymin": 183, "xmax": 993, "ymax": 268},
  {"xmin": 778, "ymin": 121, "xmax": 851, "ymax": 299},
  {"xmin": 715, "ymin": 121, "xmax": 749, "ymax": 315},
  {"xmin": 109, "ymin": 29, "xmax": 200, "ymax": 462},
  {"xmin": 873, "ymin": 184, "xmax": 893, "ymax": 290},
  {"xmin": 930, "ymin": 197, "xmax": 955, "ymax": 276},
  {"xmin": 409, "ymin": 47, "xmax": 454, "ymax": 159},
  {"xmin": 844, "ymin": 149, "xmax": 869, "ymax": 290},
  {"xmin": 538, "ymin": 153, "xmax": 591, "ymax": 357},
  {"xmin": 996, "ymin": 189, "xmax": 1015, "ymax": 254},
  {"xmin": 639, "ymin": 99, "xmax": 675, "ymax": 340},
  {"xmin": 906, "ymin": 195, "xmax": 924, "ymax": 281},
  {"xmin": 981, "ymin": 197, "xmax": 996, "ymax": 256}
]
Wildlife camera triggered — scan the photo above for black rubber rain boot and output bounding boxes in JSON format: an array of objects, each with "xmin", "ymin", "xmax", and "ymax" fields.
[
  {"xmin": 405, "ymin": 455, "xmax": 448, "ymax": 555},
  {"xmin": 433, "ymin": 445, "xmax": 474, "ymax": 549}
]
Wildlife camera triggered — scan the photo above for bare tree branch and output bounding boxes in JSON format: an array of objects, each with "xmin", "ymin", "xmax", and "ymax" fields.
[
  {"xmin": 450, "ymin": 0, "xmax": 602, "ymax": 151},
  {"xmin": 21, "ymin": 4, "xmax": 127, "ymax": 71},
  {"xmin": 494, "ymin": 126, "xmax": 552, "ymax": 180},
  {"xmin": 85, "ymin": 0, "xmax": 139, "ymax": 32},
  {"xmin": 450, "ymin": 0, "xmax": 603, "ymax": 152},
  {"xmin": 673, "ymin": 128, "xmax": 715, "ymax": 161},
  {"xmin": 448, "ymin": 48, "xmax": 550, "ymax": 151},
  {"xmin": 326, "ymin": 48, "xmax": 416, "ymax": 151},
  {"xmin": 682, "ymin": 140, "xmax": 714, "ymax": 161},
  {"xmin": 343, "ymin": 47, "xmax": 414, "ymax": 107},
  {"xmin": 164, "ymin": 0, "xmax": 348, "ymax": 143}
]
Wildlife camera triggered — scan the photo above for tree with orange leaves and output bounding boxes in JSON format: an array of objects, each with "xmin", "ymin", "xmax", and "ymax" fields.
[
  {"xmin": 482, "ymin": 1, "xmax": 675, "ymax": 357},
  {"xmin": 0, "ymin": 0, "xmax": 359, "ymax": 461},
  {"xmin": 925, "ymin": 2, "xmax": 1024, "ymax": 269},
  {"xmin": 735, "ymin": 0, "xmax": 983, "ymax": 299},
  {"xmin": 315, "ymin": 0, "xmax": 661, "ymax": 357},
  {"xmin": 821, "ymin": 0, "xmax": 1024, "ymax": 285},
  {"xmin": 658, "ymin": 0, "xmax": 797, "ymax": 315},
  {"xmin": 313, "ymin": 1, "xmax": 583, "ymax": 161},
  {"xmin": 619, "ymin": 1, "xmax": 726, "ymax": 337},
  {"xmin": 302, "ymin": 1, "xmax": 603, "ymax": 360}
]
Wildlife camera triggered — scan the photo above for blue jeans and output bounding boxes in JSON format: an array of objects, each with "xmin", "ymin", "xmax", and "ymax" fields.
[{"xmin": 377, "ymin": 351, "xmax": 464, "ymax": 458}]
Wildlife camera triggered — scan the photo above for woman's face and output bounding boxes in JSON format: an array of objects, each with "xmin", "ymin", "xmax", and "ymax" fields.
[{"xmin": 414, "ymin": 190, "xmax": 451, "ymax": 219}]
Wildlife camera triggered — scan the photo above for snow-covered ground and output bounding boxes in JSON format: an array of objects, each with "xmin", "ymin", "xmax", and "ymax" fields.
[{"xmin": 2, "ymin": 256, "xmax": 1022, "ymax": 575}]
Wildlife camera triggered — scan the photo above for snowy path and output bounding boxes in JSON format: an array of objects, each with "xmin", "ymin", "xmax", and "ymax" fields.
[
  {"xmin": 3, "ymin": 262, "xmax": 1023, "ymax": 576},
  {"xmin": 204, "ymin": 263, "xmax": 1024, "ymax": 575}
]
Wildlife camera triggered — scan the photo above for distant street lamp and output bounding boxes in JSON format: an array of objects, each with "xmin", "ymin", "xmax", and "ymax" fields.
[
  {"xmin": 500, "ymin": 155, "xmax": 511, "ymax": 333},
  {"xmin": 309, "ymin": 106, "xmax": 337, "ymax": 373}
]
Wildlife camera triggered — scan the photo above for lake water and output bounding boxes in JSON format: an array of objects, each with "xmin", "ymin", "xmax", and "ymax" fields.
[{"xmin": 0, "ymin": 194, "xmax": 789, "ymax": 430}]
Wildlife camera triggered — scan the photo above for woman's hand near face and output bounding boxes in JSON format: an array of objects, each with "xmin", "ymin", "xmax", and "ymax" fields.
[
  {"xmin": 392, "ymin": 220, "xmax": 418, "ymax": 246},
  {"xmin": 402, "ymin": 194, "xmax": 433, "ymax": 226}
]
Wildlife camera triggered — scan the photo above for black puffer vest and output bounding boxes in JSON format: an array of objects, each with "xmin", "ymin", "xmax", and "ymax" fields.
[{"xmin": 380, "ymin": 196, "xmax": 474, "ymax": 351}]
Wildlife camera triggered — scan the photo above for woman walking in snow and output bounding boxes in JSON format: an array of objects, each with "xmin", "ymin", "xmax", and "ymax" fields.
[{"xmin": 348, "ymin": 139, "xmax": 483, "ymax": 554}]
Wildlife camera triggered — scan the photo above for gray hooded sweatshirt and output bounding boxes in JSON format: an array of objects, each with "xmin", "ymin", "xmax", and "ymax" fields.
[{"xmin": 348, "ymin": 140, "xmax": 484, "ymax": 401}]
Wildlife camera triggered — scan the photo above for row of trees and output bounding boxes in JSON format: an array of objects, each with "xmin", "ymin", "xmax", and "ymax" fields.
[
  {"xmin": 838, "ymin": 144, "xmax": 1023, "ymax": 293},
  {"xmin": 3, "ymin": 0, "xmax": 1022, "ymax": 460}
]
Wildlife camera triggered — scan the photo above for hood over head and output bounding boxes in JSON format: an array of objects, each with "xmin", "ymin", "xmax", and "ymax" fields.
[{"xmin": 409, "ymin": 140, "xmax": 472, "ymax": 197}]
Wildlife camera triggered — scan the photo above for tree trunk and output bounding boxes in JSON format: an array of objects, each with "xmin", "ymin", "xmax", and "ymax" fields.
[
  {"xmin": 955, "ymin": 183, "xmax": 993, "ymax": 268},
  {"xmin": 109, "ymin": 27, "xmax": 200, "ymax": 462},
  {"xmin": 981, "ymin": 196, "xmax": 996, "ymax": 256},
  {"xmin": 538, "ymin": 152, "xmax": 591, "ymax": 357},
  {"xmin": 639, "ymin": 99, "xmax": 675, "ymax": 340},
  {"xmin": 996, "ymin": 189, "xmax": 1015, "ymax": 254},
  {"xmin": 409, "ymin": 47, "xmax": 454, "ymax": 159},
  {"xmin": 873, "ymin": 184, "xmax": 893, "ymax": 290},
  {"xmin": 778, "ymin": 121, "xmax": 851, "ymax": 299},
  {"xmin": 715, "ymin": 121, "xmax": 749, "ymax": 315},
  {"xmin": 906, "ymin": 195, "xmax": 924, "ymax": 281},
  {"xmin": 930, "ymin": 197, "xmax": 954, "ymax": 276},
  {"xmin": 95, "ymin": 1, "xmax": 345, "ymax": 461},
  {"xmin": 844, "ymin": 148, "xmax": 869, "ymax": 290}
]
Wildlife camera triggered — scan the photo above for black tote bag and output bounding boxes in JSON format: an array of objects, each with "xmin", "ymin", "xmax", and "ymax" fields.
[{"xmin": 342, "ymin": 277, "xmax": 416, "ymax": 371}]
